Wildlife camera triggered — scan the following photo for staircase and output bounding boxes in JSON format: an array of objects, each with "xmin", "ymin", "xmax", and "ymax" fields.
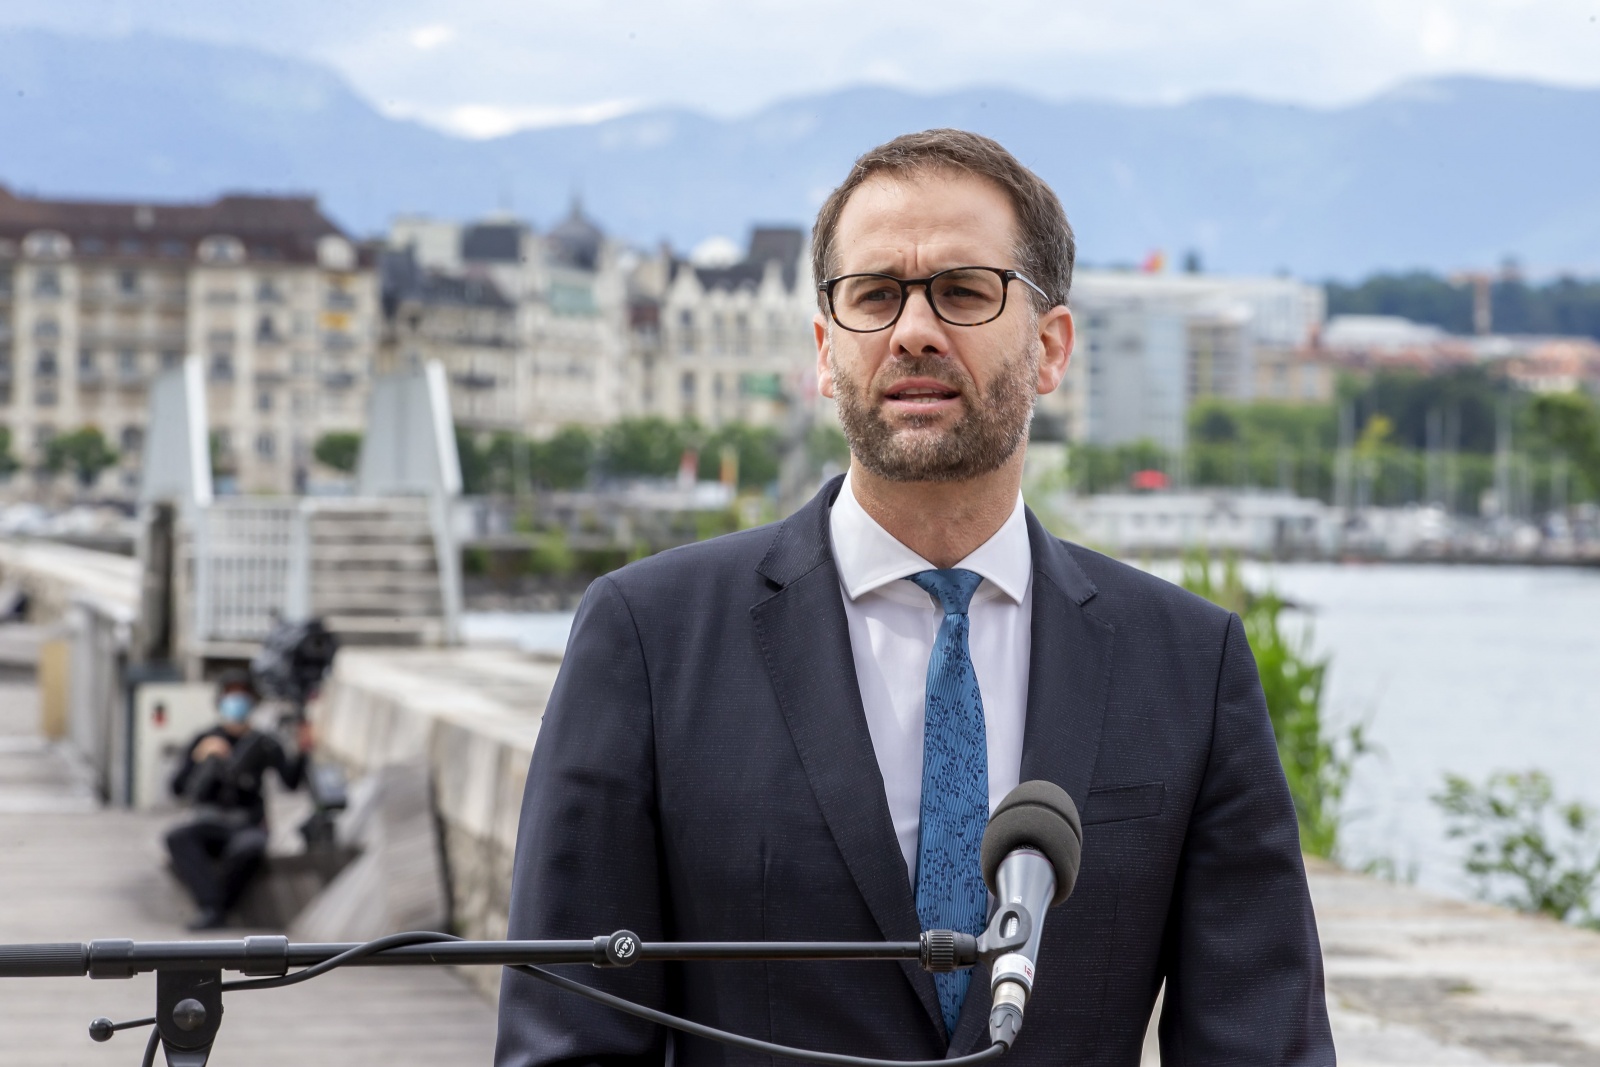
[{"xmin": 173, "ymin": 496, "xmax": 460, "ymax": 667}]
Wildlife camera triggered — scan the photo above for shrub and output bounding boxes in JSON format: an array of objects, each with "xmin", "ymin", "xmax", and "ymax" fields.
[{"xmin": 1433, "ymin": 770, "xmax": 1600, "ymax": 927}]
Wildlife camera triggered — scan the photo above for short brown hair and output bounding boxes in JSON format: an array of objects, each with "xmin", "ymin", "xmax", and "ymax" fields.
[{"xmin": 811, "ymin": 129, "xmax": 1076, "ymax": 311}]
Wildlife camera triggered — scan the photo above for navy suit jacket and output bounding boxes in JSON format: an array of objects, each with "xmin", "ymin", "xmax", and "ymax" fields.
[{"xmin": 496, "ymin": 476, "xmax": 1334, "ymax": 1066}]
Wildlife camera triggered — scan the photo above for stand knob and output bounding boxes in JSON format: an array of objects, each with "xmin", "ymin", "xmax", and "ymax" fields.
[{"xmin": 172, "ymin": 998, "xmax": 208, "ymax": 1032}]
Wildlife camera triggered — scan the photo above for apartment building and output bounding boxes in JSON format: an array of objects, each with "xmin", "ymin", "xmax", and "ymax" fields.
[
  {"xmin": 0, "ymin": 186, "xmax": 376, "ymax": 495},
  {"xmin": 383, "ymin": 203, "xmax": 628, "ymax": 438},
  {"xmin": 628, "ymin": 228, "xmax": 818, "ymax": 429},
  {"xmin": 1057, "ymin": 270, "xmax": 1326, "ymax": 450}
]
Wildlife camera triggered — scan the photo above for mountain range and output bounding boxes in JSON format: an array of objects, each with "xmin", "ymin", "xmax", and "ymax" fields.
[{"xmin": 1, "ymin": 27, "xmax": 1597, "ymax": 278}]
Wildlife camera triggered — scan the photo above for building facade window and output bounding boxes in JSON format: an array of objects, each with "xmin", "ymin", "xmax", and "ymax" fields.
[
  {"xmin": 34, "ymin": 269, "xmax": 61, "ymax": 297},
  {"xmin": 160, "ymin": 350, "xmax": 182, "ymax": 370},
  {"xmin": 209, "ymin": 353, "xmax": 234, "ymax": 381},
  {"xmin": 680, "ymin": 371, "xmax": 696, "ymax": 418},
  {"xmin": 120, "ymin": 427, "xmax": 144, "ymax": 453},
  {"xmin": 118, "ymin": 349, "xmax": 139, "ymax": 378},
  {"xmin": 255, "ymin": 432, "xmax": 276, "ymax": 459},
  {"xmin": 198, "ymin": 236, "xmax": 245, "ymax": 264},
  {"xmin": 257, "ymin": 390, "xmax": 273, "ymax": 412},
  {"xmin": 35, "ymin": 350, "xmax": 59, "ymax": 378},
  {"xmin": 118, "ymin": 269, "xmax": 140, "ymax": 296}
]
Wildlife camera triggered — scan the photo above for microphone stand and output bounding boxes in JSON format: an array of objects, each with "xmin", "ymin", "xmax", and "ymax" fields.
[{"xmin": 0, "ymin": 927, "xmax": 1019, "ymax": 1067}]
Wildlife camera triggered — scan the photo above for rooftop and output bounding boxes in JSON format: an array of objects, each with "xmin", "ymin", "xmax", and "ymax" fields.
[
  {"xmin": 693, "ymin": 225, "xmax": 806, "ymax": 293},
  {"xmin": 0, "ymin": 185, "xmax": 352, "ymax": 266}
]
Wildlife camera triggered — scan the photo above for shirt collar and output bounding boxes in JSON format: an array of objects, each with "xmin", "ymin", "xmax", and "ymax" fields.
[{"xmin": 828, "ymin": 470, "xmax": 1032, "ymax": 605}]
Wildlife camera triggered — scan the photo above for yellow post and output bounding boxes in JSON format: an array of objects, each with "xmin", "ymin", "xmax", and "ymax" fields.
[{"xmin": 38, "ymin": 637, "xmax": 70, "ymax": 740}]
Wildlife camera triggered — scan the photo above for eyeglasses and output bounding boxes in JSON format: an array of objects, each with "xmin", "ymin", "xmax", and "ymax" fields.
[{"xmin": 818, "ymin": 266, "xmax": 1049, "ymax": 333}]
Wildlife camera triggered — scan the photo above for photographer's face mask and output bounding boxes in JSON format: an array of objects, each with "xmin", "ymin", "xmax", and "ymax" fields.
[{"xmin": 219, "ymin": 693, "xmax": 254, "ymax": 724}]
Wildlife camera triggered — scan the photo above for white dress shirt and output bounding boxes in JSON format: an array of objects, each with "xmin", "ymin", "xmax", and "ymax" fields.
[{"xmin": 828, "ymin": 471, "xmax": 1034, "ymax": 883}]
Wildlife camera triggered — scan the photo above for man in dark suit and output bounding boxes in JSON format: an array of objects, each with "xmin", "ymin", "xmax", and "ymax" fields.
[{"xmin": 496, "ymin": 129, "xmax": 1334, "ymax": 1066}]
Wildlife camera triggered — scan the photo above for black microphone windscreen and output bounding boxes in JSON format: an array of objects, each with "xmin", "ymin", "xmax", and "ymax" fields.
[{"xmin": 980, "ymin": 780, "xmax": 1083, "ymax": 906}]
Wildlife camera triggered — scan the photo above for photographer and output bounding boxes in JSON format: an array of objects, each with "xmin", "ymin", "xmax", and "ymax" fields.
[{"xmin": 164, "ymin": 670, "xmax": 315, "ymax": 931}]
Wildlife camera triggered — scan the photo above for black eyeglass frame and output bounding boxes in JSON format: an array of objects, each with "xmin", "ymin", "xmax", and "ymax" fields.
[{"xmin": 817, "ymin": 266, "xmax": 1052, "ymax": 334}]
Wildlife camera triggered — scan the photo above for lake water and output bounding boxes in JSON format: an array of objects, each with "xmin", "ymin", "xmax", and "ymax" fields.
[
  {"xmin": 1241, "ymin": 562, "xmax": 1600, "ymax": 896},
  {"xmin": 463, "ymin": 562, "xmax": 1600, "ymax": 899}
]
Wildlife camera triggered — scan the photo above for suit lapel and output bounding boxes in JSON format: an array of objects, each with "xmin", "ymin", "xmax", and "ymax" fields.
[
  {"xmin": 751, "ymin": 479, "xmax": 947, "ymax": 1041},
  {"xmin": 1018, "ymin": 510, "xmax": 1114, "ymax": 838}
]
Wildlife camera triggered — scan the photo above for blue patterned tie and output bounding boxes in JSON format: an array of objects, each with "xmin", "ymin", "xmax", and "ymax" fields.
[{"xmin": 908, "ymin": 568, "xmax": 989, "ymax": 1039}]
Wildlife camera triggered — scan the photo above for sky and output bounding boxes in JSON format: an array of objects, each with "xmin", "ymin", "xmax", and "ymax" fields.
[{"xmin": 2, "ymin": 0, "xmax": 1598, "ymax": 137}]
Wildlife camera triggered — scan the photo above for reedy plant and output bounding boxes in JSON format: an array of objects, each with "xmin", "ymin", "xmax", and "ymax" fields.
[{"xmin": 1180, "ymin": 554, "xmax": 1367, "ymax": 858}]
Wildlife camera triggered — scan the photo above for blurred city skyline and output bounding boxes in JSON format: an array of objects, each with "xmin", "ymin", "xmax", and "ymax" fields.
[{"xmin": 0, "ymin": 1, "xmax": 1597, "ymax": 138}]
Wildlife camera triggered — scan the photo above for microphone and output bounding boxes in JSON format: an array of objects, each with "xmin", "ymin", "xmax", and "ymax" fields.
[{"xmin": 977, "ymin": 780, "xmax": 1082, "ymax": 1050}]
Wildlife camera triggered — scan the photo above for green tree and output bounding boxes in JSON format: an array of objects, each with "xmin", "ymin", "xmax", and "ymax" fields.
[
  {"xmin": 1325, "ymin": 272, "xmax": 1475, "ymax": 334},
  {"xmin": 528, "ymin": 527, "xmax": 576, "ymax": 577},
  {"xmin": 698, "ymin": 423, "xmax": 781, "ymax": 489},
  {"xmin": 808, "ymin": 423, "xmax": 851, "ymax": 472},
  {"xmin": 454, "ymin": 427, "xmax": 495, "ymax": 494},
  {"xmin": 1326, "ymin": 270, "xmax": 1600, "ymax": 343},
  {"xmin": 0, "ymin": 426, "xmax": 19, "ymax": 479},
  {"xmin": 1530, "ymin": 391, "xmax": 1600, "ymax": 498},
  {"xmin": 600, "ymin": 417, "xmax": 695, "ymax": 479},
  {"xmin": 46, "ymin": 427, "xmax": 119, "ymax": 488},
  {"xmin": 209, "ymin": 431, "xmax": 236, "ymax": 479},
  {"xmin": 1066, "ymin": 439, "xmax": 1174, "ymax": 495},
  {"xmin": 313, "ymin": 431, "xmax": 362, "ymax": 474},
  {"xmin": 530, "ymin": 426, "xmax": 596, "ymax": 490}
]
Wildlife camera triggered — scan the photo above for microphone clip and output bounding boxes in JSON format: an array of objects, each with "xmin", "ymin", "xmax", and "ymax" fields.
[{"xmin": 975, "ymin": 903, "xmax": 1032, "ymax": 963}]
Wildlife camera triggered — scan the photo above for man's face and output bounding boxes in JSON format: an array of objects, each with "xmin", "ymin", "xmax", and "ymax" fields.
[{"xmin": 814, "ymin": 170, "xmax": 1072, "ymax": 483}]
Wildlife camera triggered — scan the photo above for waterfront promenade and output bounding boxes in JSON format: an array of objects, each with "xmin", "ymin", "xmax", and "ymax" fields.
[
  {"xmin": 5, "ymin": 630, "xmax": 1600, "ymax": 1063},
  {"xmin": 0, "ymin": 677, "xmax": 498, "ymax": 1067}
]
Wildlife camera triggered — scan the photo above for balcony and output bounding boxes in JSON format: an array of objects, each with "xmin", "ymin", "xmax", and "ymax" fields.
[{"xmin": 453, "ymin": 372, "xmax": 499, "ymax": 392}]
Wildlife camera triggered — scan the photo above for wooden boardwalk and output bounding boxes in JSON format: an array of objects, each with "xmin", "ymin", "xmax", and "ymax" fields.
[{"xmin": 0, "ymin": 679, "xmax": 499, "ymax": 1067}]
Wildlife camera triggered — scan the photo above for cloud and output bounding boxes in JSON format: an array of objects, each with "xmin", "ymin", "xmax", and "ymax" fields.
[
  {"xmin": 407, "ymin": 23, "xmax": 454, "ymax": 50},
  {"xmin": 4, "ymin": 0, "xmax": 1600, "ymax": 122},
  {"xmin": 383, "ymin": 98, "xmax": 641, "ymax": 138}
]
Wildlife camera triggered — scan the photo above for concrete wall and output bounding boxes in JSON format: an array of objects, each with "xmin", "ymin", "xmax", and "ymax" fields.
[{"xmin": 311, "ymin": 646, "xmax": 557, "ymax": 981}]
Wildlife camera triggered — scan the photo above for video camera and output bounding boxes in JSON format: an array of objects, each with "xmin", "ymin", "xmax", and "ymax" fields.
[
  {"xmin": 250, "ymin": 617, "xmax": 339, "ymax": 707},
  {"xmin": 249, "ymin": 617, "xmax": 346, "ymax": 848}
]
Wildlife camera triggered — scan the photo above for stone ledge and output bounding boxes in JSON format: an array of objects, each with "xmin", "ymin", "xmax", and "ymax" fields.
[{"xmin": 313, "ymin": 646, "xmax": 556, "ymax": 959}]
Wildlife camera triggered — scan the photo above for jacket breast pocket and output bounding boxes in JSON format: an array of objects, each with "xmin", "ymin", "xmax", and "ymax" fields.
[{"xmin": 1081, "ymin": 781, "xmax": 1164, "ymax": 826}]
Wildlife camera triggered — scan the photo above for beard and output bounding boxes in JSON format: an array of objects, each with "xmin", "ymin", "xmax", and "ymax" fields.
[{"xmin": 832, "ymin": 344, "xmax": 1038, "ymax": 483}]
